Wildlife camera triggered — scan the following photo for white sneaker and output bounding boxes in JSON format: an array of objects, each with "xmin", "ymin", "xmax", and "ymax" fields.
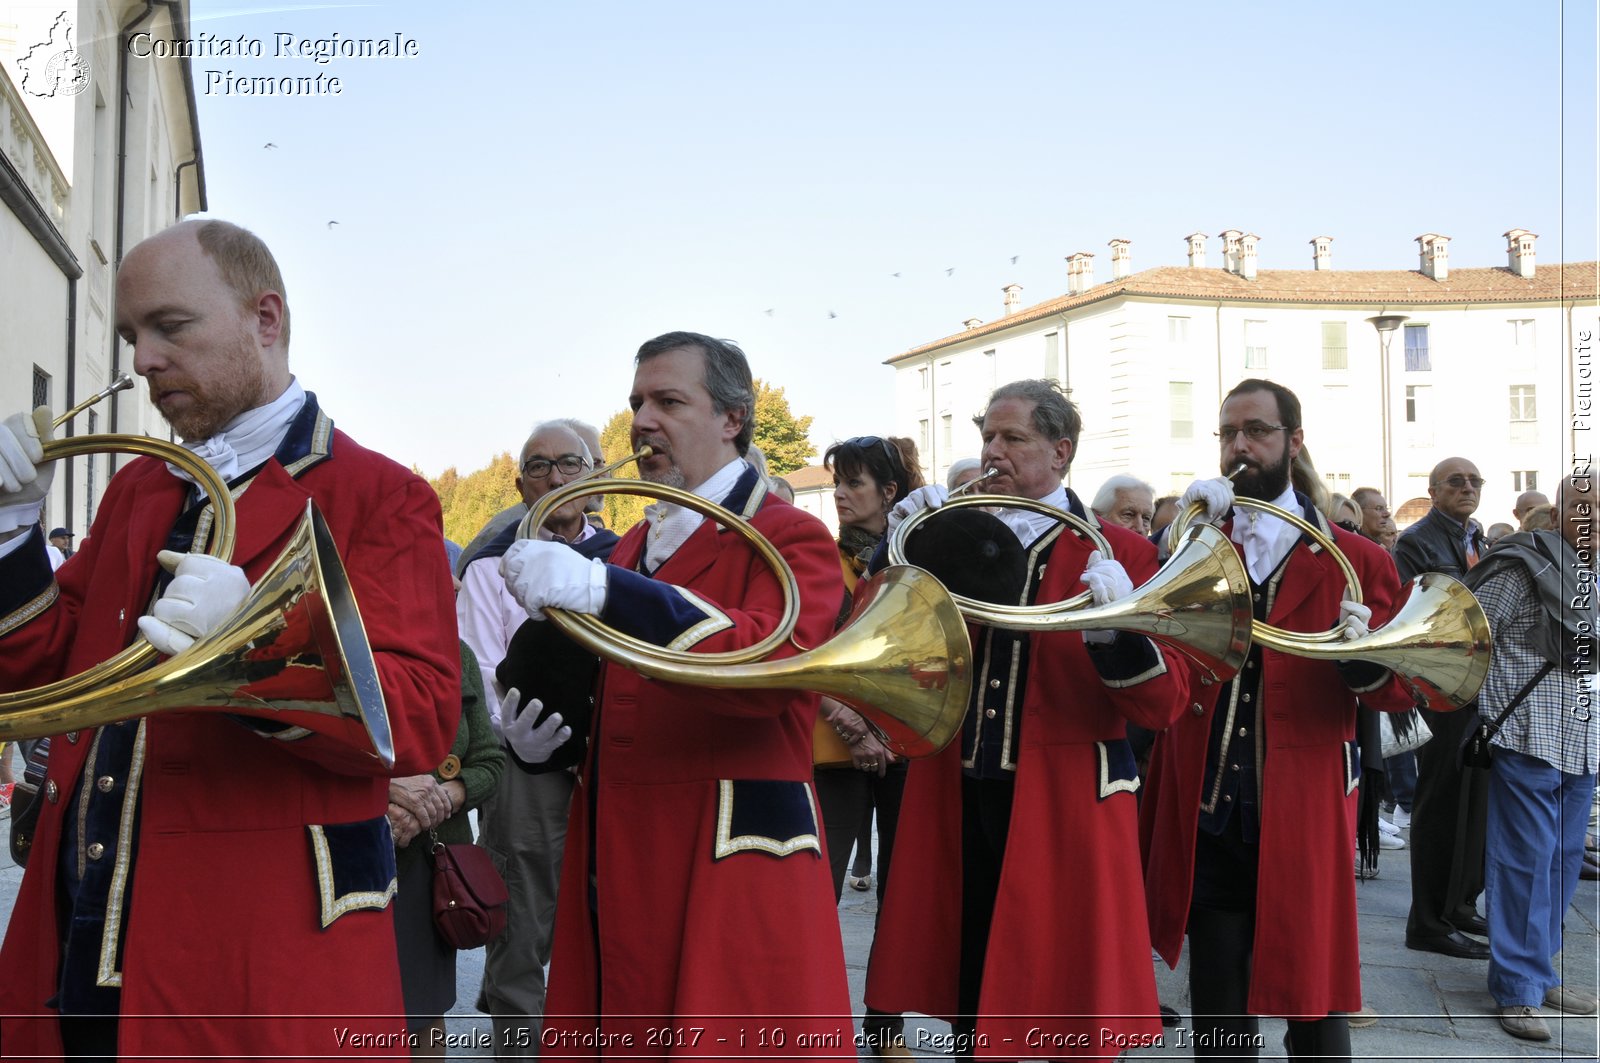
[
  {"xmin": 1390, "ymin": 807, "xmax": 1412, "ymax": 829},
  {"xmin": 1378, "ymin": 817, "xmax": 1401, "ymax": 837},
  {"xmin": 1379, "ymin": 831, "xmax": 1406, "ymax": 850}
]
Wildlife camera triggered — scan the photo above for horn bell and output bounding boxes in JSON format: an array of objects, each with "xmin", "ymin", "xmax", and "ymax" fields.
[{"xmin": 0, "ymin": 501, "xmax": 396, "ymax": 772}]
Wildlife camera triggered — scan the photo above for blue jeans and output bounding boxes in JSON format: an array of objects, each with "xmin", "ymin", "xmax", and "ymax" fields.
[
  {"xmin": 1384, "ymin": 750, "xmax": 1417, "ymax": 812},
  {"xmin": 1484, "ymin": 747, "xmax": 1596, "ymax": 1007}
]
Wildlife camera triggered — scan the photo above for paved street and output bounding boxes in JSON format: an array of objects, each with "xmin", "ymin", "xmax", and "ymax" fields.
[{"xmin": 1, "ymin": 809, "xmax": 1595, "ymax": 1060}]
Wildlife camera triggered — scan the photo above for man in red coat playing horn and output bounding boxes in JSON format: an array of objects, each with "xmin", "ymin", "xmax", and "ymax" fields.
[
  {"xmin": 1141, "ymin": 378, "xmax": 1415, "ymax": 1061},
  {"xmin": 0, "ymin": 220, "xmax": 459, "ymax": 1061}
]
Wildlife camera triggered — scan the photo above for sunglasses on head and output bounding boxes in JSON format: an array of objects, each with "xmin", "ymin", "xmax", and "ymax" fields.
[{"xmin": 843, "ymin": 436, "xmax": 903, "ymax": 477}]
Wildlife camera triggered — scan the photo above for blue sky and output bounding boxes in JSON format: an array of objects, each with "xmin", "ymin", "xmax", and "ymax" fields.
[{"xmin": 187, "ymin": 0, "xmax": 1598, "ymax": 475}]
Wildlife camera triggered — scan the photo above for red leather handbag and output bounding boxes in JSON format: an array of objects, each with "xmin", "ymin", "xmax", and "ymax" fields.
[{"xmin": 429, "ymin": 832, "xmax": 509, "ymax": 949}]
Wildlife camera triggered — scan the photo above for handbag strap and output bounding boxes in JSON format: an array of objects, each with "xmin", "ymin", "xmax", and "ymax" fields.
[{"xmin": 1481, "ymin": 662, "xmax": 1556, "ymax": 742}]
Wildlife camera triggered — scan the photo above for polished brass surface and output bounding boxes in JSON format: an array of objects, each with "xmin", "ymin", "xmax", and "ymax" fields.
[
  {"xmin": 51, "ymin": 373, "xmax": 134, "ymax": 430},
  {"xmin": 1168, "ymin": 496, "xmax": 1492, "ymax": 708},
  {"xmin": 0, "ymin": 413, "xmax": 237, "ymax": 711},
  {"xmin": 948, "ymin": 466, "xmax": 999, "ymax": 497},
  {"xmin": 0, "ymin": 501, "xmax": 395, "ymax": 769},
  {"xmin": 888, "ymin": 494, "xmax": 1253, "ymax": 682},
  {"xmin": 521, "ymin": 462, "xmax": 972, "ymax": 758}
]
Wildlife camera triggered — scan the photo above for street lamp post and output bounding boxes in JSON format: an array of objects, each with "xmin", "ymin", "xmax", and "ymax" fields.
[{"xmin": 1366, "ymin": 314, "xmax": 1410, "ymax": 502}]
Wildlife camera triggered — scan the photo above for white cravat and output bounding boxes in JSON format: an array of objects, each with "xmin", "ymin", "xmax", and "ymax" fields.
[
  {"xmin": 1231, "ymin": 484, "xmax": 1301, "ymax": 584},
  {"xmin": 997, "ymin": 484, "xmax": 1070, "ymax": 548},
  {"xmin": 641, "ymin": 457, "xmax": 747, "ymax": 572},
  {"xmin": 166, "ymin": 380, "xmax": 306, "ymax": 499}
]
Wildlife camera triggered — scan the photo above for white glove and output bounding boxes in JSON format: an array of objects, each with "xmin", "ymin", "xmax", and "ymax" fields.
[
  {"xmin": 0, "ymin": 408, "xmax": 53, "ymax": 531},
  {"xmin": 1081, "ymin": 550, "xmax": 1134, "ymax": 606},
  {"xmin": 1340, "ymin": 597, "xmax": 1372, "ymax": 641},
  {"xmin": 1179, "ymin": 476, "xmax": 1235, "ymax": 523},
  {"xmin": 498, "ymin": 687, "xmax": 572, "ymax": 764},
  {"xmin": 500, "ymin": 539, "xmax": 608, "ymax": 621},
  {"xmin": 886, "ymin": 484, "xmax": 949, "ymax": 532},
  {"xmin": 136, "ymin": 550, "xmax": 252, "ymax": 656}
]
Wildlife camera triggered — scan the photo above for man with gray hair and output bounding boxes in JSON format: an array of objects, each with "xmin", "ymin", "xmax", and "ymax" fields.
[
  {"xmin": 1093, "ymin": 474, "xmax": 1157, "ymax": 537},
  {"xmin": 457, "ymin": 420, "xmax": 620, "ymax": 1057},
  {"xmin": 868, "ymin": 379, "xmax": 1186, "ymax": 1053}
]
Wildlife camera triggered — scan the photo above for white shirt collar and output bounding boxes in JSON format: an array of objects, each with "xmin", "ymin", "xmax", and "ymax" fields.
[
  {"xmin": 999, "ymin": 483, "xmax": 1070, "ymax": 549},
  {"xmin": 166, "ymin": 378, "xmax": 307, "ymax": 498},
  {"xmin": 1231, "ymin": 483, "xmax": 1302, "ymax": 584},
  {"xmin": 641, "ymin": 456, "xmax": 750, "ymax": 571}
]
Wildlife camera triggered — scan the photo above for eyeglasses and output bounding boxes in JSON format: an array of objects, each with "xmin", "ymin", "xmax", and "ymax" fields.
[
  {"xmin": 1434, "ymin": 475, "xmax": 1485, "ymax": 490},
  {"xmin": 843, "ymin": 435, "xmax": 903, "ymax": 476},
  {"xmin": 1215, "ymin": 423, "xmax": 1289, "ymax": 444},
  {"xmin": 520, "ymin": 454, "xmax": 589, "ymax": 479}
]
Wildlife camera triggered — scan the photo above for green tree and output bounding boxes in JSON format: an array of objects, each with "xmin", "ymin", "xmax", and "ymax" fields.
[
  {"xmin": 426, "ymin": 452, "xmax": 521, "ymax": 545},
  {"xmin": 752, "ymin": 378, "xmax": 814, "ymax": 474},
  {"xmin": 599, "ymin": 409, "xmax": 648, "ymax": 534}
]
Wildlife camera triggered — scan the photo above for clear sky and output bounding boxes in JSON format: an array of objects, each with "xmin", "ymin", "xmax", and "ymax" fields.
[{"xmin": 184, "ymin": 0, "xmax": 1598, "ymax": 476}]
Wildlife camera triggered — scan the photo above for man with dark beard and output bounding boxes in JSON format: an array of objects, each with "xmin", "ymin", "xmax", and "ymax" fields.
[
  {"xmin": 498, "ymin": 332, "xmax": 852, "ymax": 1057},
  {"xmin": 1140, "ymin": 378, "xmax": 1415, "ymax": 1062},
  {"xmin": 0, "ymin": 220, "xmax": 459, "ymax": 1059}
]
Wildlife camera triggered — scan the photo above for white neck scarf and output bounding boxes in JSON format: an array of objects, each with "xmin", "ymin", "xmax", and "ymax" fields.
[
  {"xmin": 997, "ymin": 484, "xmax": 1071, "ymax": 548},
  {"xmin": 1231, "ymin": 483, "xmax": 1301, "ymax": 584},
  {"xmin": 166, "ymin": 380, "xmax": 306, "ymax": 499},
  {"xmin": 642, "ymin": 457, "xmax": 747, "ymax": 572}
]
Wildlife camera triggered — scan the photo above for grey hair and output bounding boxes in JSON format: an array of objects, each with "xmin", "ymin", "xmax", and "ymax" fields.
[
  {"xmin": 523, "ymin": 421, "xmax": 593, "ymax": 464},
  {"xmin": 636, "ymin": 331, "xmax": 757, "ymax": 455},
  {"xmin": 973, "ymin": 379, "xmax": 1082, "ymax": 471},
  {"xmin": 1091, "ymin": 474, "xmax": 1155, "ymax": 517},
  {"xmin": 945, "ymin": 457, "xmax": 983, "ymax": 492}
]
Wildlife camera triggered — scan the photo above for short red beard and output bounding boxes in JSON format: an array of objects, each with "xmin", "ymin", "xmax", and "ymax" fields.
[{"xmin": 150, "ymin": 331, "xmax": 267, "ymax": 441}]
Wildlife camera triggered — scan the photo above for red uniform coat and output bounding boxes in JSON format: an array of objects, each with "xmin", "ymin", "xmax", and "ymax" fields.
[
  {"xmin": 866, "ymin": 521, "xmax": 1188, "ymax": 1059},
  {"xmin": 0, "ymin": 420, "xmax": 459, "ymax": 1062},
  {"xmin": 543, "ymin": 478, "xmax": 854, "ymax": 1060},
  {"xmin": 1139, "ymin": 520, "xmax": 1414, "ymax": 1018}
]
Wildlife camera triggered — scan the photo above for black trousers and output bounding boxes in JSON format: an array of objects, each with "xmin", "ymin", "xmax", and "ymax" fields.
[
  {"xmin": 1407, "ymin": 702, "xmax": 1488, "ymax": 939},
  {"xmin": 954, "ymin": 776, "xmax": 1014, "ymax": 1049},
  {"xmin": 1188, "ymin": 819, "xmax": 1351, "ymax": 1063}
]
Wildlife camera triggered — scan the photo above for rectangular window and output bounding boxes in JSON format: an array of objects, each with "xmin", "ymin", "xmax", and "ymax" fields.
[
  {"xmin": 1510, "ymin": 384, "xmax": 1537, "ymax": 444},
  {"xmin": 918, "ymin": 366, "xmax": 929, "ymax": 390},
  {"xmin": 1243, "ymin": 320, "xmax": 1267, "ymax": 369},
  {"xmin": 1044, "ymin": 332, "xmax": 1059, "ymax": 381},
  {"xmin": 1321, "ymin": 321, "xmax": 1348, "ymax": 370},
  {"xmin": 1404, "ymin": 324, "xmax": 1431, "ymax": 371},
  {"xmin": 1169, "ymin": 382, "xmax": 1193, "ymax": 440},
  {"xmin": 918, "ymin": 419, "xmax": 929, "ymax": 455},
  {"xmin": 1168, "ymin": 316, "xmax": 1190, "ymax": 344},
  {"xmin": 941, "ymin": 414, "xmax": 953, "ymax": 452},
  {"xmin": 1510, "ymin": 318, "xmax": 1535, "ymax": 351},
  {"xmin": 1513, "ymin": 470, "xmax": 1539, "ymax": 492},
  {"xmin": 1405, "ymin": 385, "xmax": 1424, "ymax": 423},
  {"xmin": 32, "ymin": 366, "xmax": 50, "ymax": 410}
]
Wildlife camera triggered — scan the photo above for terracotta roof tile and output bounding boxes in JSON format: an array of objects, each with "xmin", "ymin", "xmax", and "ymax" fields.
[
  {"xmin": 887, "ymin": 262, "xmax": 1600, "ymax": 364},
  {"xmin": 782, "ymin": 464, "xmax": 833, "ymax": 491}
]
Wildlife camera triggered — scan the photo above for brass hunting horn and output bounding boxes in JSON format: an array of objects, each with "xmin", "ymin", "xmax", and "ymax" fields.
[
  {"xmin": 887, "ymin": 493, "xmax": 1254, "ymax": 683},
  {"xmin": 1166, "ymin": 481, "xmax": 1492, "ymax": 710},
  {"xmin": 0, "ymin": 379, "xmax": 396, "ymax": 770},
  {"xmin": 519, "ymin": 451, "xmax": 974, "ymax": 758}
]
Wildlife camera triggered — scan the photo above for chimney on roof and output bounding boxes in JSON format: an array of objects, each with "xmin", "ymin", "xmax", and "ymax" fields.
[
  {"xmin": 1310, "ymin": 235, "xmax": 1333, "ymax": 271},
  {"xmin": 1186, "ymin": 232, "xmax": 1207, "ymax": 269},
  {"xmin": 1238, "ymin": 233, "xmax": 1259, "ymax": 281},
  {"xmin": 1219, "ymin": 229, "xmax": 1243, "ymax": 274},
  {"xmin": 1416, "ymin": 233, "xmax": 1450, "ymax": 281},
  {"xmin": 1002, "ymin": 283, "xmax": 1023, "ymax": 315},
  {"xmin": 963, "ymin": 317, "xmax": 984, "ymax": 330},
  {"xmin": 1505, "ymin": 228, "xmax": 1537, "ymax": 278},
  {"xmin": 1108, "ymin": 238, "xmax": 1132, "ymax": 280},
  {"xmin": 1066, "ymin": 252, "xmax": 1095, "ymax": 295}
]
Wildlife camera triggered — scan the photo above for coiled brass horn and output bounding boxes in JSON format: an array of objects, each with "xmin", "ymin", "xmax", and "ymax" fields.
[
  {"xmin": 1167, "ymin": 491, "xmax": 1492, "ymax": 710},
  {"xmin": 521, "ymin": 457, "xmax": 974, "ymax": 757},
  {"xmin": 887, "ymin": 494, "xmax": 1254, "ymax": 683},
  {"xmin": 0, "ymin": 381, "xmax": 396, "ymax": 769}
]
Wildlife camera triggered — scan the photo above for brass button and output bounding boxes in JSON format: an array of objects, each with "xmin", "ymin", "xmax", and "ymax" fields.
[
  {"xmin": 1245, "ymin": 660, "xmax": 1255, "ymax": 669},
  {"xmin": 46, "ymin": 780, "xmax": 59, "ymax": 803},
  {"xmin": 1230, "ymin": 763, "xmax": 1240, "ymax": 772},
  {"xmin": 96, "ymin": 775, "xmax": 115, "ymax": 793},
  {"xmin": 985, "ymin": 708, "xmax": 997, "ymax": 719},
  {"xmin": 989, "ymin": 679, "xmax": 1001, "ymax": 690},
  {"xmin": 1222, "ymin": 794, "xmax": 1233, "ymax": 802},
  {"xmin": 1237, "ymin": 727, "xmax": 1248, "ymax": 737},
  {"xmin": 87, "ymin": 842, "xmax": 105, "ymax": 860},
  {"xmin": 1192, "ymin": 703, "xmax": 1205, "ymax": 716},
  {"xmin": 1242, "ymin": 693, "xmax": 1252, "ymax": 703},
  {"xmin": 1253, "ymin": 593, "xmax": 1262, "ymax": 603},
  {"xmin": 67, "ymin": 731, "xmax": 80, "ymax": 744}
]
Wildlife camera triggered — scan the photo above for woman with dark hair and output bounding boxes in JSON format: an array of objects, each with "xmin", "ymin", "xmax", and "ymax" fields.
[{"xmin": 815, "ymin": 434, "xmax": 921, "ymax": 1059}]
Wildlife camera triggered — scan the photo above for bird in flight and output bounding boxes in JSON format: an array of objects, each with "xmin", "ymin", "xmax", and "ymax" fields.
[
  {"xmin": 263, "ymin": 142, "xmax": 277, "ymax": 150},
  {"xmin": 828, "ymin": 310, "xmax": 838, "ymax": 319},
  {"xmin": 764, "ymin": 308, "xmax": 775, "ymax": 317},
  {"xmin": 1011, "ymin": 255, "xmax": 1020, "ymax": 264},
  {"xmin": 945, "ymin": 267, "xmax": 955, "ymax": 277},
  {"xmin": 327, "ymin": 220, "xmax": 339, "ymax": 229},
  {"xmin": 891, "ymin": 272, "xmax": 901, "ymax": 278}
]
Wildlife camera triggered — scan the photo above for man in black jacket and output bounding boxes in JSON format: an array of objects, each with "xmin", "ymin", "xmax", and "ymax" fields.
[{"xmin": 1396, "ymin": 456, "xmax": 1492, "ymax": 959}]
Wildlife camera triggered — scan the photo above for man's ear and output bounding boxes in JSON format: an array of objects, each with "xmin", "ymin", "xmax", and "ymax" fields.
[
  {"xmin": 255, "ymin": 291, "xmax": 286, "ymax": 349},
  {"xmin": 720, "ymin": 406, "xmax": 747, "ymax": 444}
]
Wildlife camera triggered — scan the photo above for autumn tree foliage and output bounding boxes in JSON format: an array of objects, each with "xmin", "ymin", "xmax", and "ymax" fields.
[{"xmin": 426, "ymin": 451, "xmax": 522, "ymax": 546}]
